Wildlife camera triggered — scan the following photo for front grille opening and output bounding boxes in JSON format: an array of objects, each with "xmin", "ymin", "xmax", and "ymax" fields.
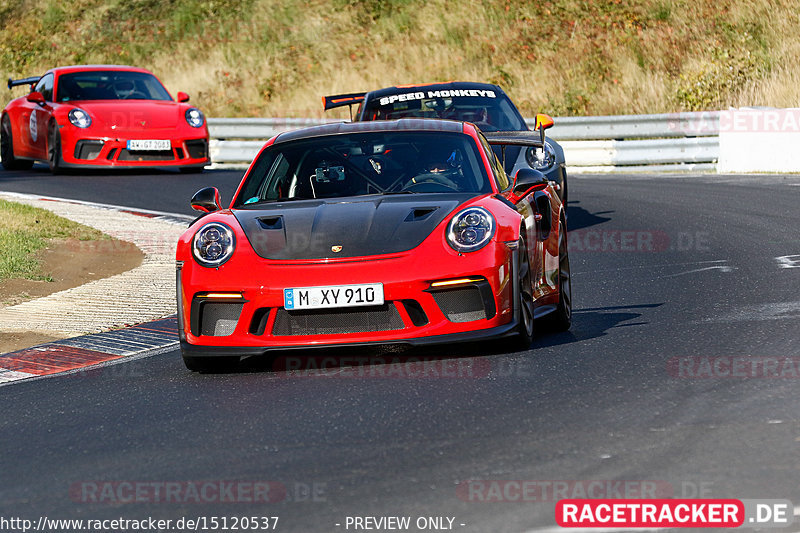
[
  {"xmin": 175, "ymin": 147, "xmax": 185, "ymax": 159},
  {"xmin": 106, "ymin": 148, "xmax": 118, "ymax": 160},
  {"xmin": 117, "ymin": 149, "xmax": 176, "ymax": 161},
  {"xmin": 249, "ymin": 308, "xmax": 272, "ymax": 335},
  {"xmin": 400, "ymin": 299, "xmax": 429, "ymax": 327},
  {"xmin": 74, "ymin": 140, "xmax": 104, "ymax": 160},
  {"xmin": 185, "ymin": 139, "xmax": 208, "ymax": 159},
  {"xmin": 273, "ymin": 304, "xmax": 404, "ymax": 336},
  {"xmin": 431, "ymin": 286, "xmax": 494, "ymax": 323},
  {"xmin": 190, "ymin": 298, "xmax": 244, "ymax": 337},
  {"xmin": 199, "ymin": 302, "xmax": 243, "ymax": 336}
]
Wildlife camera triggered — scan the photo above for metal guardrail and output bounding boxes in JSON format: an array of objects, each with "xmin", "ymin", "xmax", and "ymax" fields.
[{"xmin": 207, "ymin": 111, "xmax": 722, "ymax": 171}]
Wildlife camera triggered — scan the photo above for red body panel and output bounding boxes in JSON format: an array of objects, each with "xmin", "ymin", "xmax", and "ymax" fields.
[{"xmin": 2, "ymin": 65, "xmax": 209, "ymax": 169}]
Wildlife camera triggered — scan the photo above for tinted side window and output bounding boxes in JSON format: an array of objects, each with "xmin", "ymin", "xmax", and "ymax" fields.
[
  {"xmin": 479, "ymin": 134, "xmax": 510, "ymax": 190},
  {"xmin": 35, "ymin": 73, "xmax": 54, "ymax": 101}
]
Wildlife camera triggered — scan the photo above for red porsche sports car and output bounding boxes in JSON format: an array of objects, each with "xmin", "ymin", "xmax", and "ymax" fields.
[
  {"xmin": 176, "ymin": 118, "xmax": 571, "ymax": 372},
  {"xmin": 1, "ymin": 65, "xmax": 209, "ymax": 173}
]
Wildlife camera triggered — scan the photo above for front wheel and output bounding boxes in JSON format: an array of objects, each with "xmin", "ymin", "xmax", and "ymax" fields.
[
  {"xmin": 47, "ymin": 121, "xmax": 62, "ymax": 174},
  {"xmin": 548, "ymin": 213, "xmax": 572, "ymax": 331},
  {"xmin": 1, "ymin": 114, "xmax": 34, "ymax": 170}
]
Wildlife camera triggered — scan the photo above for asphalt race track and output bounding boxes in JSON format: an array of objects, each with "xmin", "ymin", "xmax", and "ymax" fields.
[{"xmin": 1, "ymin": 168, "xmax": 800, "ymax": 532}]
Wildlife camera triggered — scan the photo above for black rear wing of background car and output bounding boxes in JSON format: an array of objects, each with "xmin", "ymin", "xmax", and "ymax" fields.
[
  {"xmin": 322, "ymin": 92, "xmax": 366, "ymax": 111},
  {"xmin": 322, "ymin": 92, "xmax": 366, "ymax": 121},
  {"xmin": 7, "ymin": 76, "xmax": 41, "ymax": 90}
]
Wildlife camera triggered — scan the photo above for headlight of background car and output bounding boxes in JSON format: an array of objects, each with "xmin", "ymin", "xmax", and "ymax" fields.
[
  {"xmin": 185, "ymin": 107, "xmax": 205, "ymax": 128},
  {"xmin": 68, "ymin": 108, "xmax": 92, "ymax": 128},
  {"xmin": 192, "ymin": 222, "xmax": 235, "ymax": 267},
  {"xmin": 447, "ymin": 207, "xmax": 495, "ymax": 253},
  {"xmin": 526, "ymin": 141, "xmax": 555, "ymax": 170}
]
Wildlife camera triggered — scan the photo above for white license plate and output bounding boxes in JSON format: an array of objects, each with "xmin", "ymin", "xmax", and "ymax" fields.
[
  {"xmin": 127, "ymin": 139, "xmax": 171, "ymax": 151},
  {"xmin": 284, "ymin": 283, "xmax": 384, "ymax": 310}
]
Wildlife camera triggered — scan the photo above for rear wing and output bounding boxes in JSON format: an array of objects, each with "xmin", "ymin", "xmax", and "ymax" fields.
[
  {"xmin": 7, "ymin": 76, "xmax": 40, "ymax": 90},
  {"xmin": 322, "ymin": 92, "xmax": 366, "ymax": 111},
  {"xmin": 483, "ymin": 130, "xmax": 544, "ymax": 148},
  {"xmin": 484, "ymin": 131, "xmax": 545, "ymax": 172}
]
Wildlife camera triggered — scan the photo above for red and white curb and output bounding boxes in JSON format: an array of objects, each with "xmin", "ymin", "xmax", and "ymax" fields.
[{"xmin": 0, "ymin": 316, "xmax": 178, "ymax": 385}]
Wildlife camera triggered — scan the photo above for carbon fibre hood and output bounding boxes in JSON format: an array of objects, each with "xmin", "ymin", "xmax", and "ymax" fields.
[{"xmin": 233, "ymin": 194, "xmax": 473, "ymax": 260}]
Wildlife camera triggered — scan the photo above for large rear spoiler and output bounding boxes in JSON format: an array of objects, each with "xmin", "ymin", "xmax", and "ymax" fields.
[
  {"xmin": 8, "ymin": 76, "xmax": 40, "ymax": 90},
  {"xmin": 484, "ymin": 130, "xmax": 547, "ymax": 172},
  {"xmin": 322, "ymin": 92, "xmax": 366, "ymax": 111},
  {"xmin": 484, "ymin": 130, "xmax": 544, "ymax": 149}
]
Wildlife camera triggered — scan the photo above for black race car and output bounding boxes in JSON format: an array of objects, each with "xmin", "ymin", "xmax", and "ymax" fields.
[{"xmin": 323, "ymin": 81, "xmax": 568, "ymax": 204}]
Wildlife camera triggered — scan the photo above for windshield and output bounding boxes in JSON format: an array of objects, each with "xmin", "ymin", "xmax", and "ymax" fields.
[
  {"xmin": 362, "ymin": 90, "xmax": 527, "ymax": 131},
  {"xmin": 56, "ymin": 71, "xmax": 173, "ymax": 102},
  {"xmin": 234, "ymin": 131, "xmax": 492, "ymax": 207}
]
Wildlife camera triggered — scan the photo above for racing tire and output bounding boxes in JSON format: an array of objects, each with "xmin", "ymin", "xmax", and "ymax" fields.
[
  {"xmin": 560, "ymin": 172, "xmax": 568, "ymax": 207},
  {"xmin": 182, "ymin": 355, "xmax": 236, "ymax": 373},
  {"xmin": 47, "ymin": 121, "xmax": 62, "ymax": 174},
  {"xmin": 1, "ymin": 115, "xmax": 34, "ymax": 171},
  {"xmin": 546, "ymin": 213, "xmax": 572, "ymax": 331},
  {"xmin": 507, "ymin": 234, "xmax": 535, "ymax": 351}
]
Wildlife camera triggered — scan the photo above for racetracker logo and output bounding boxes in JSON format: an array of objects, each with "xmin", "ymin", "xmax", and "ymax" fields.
[
  {"xmin": 273, "ymin": 355, "xmax": 491, "ymax": 378},
  {"xmin": 456, "ymin": 480, "xmax": 673, "ymax": 502},
  {"xmin": 556, "ymin": 499, "xmax": 745, "ymax": 528}
]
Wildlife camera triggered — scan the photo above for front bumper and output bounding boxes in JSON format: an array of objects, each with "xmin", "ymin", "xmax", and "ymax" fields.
[
  {"xmin": 177, "ymin": 242, "xmax": 518, "ymax": 355},
  {"xmin": 60, "ymin": 134, "xmax": 209, "ymax": 168},
  {"xmin": 179, "ymin": 321, "xmax": 520, "ymax": 358}
]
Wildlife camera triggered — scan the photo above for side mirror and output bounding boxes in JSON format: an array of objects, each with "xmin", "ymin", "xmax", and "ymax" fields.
[
  {"xmin": 177, "ymin": 91, "xmax": 190, "ymax": 103},
  {"xmin": 26, "ymin": 91, "xmax": 45, "ymax": 105},
  {"xmin": 191, "ymin": 187, "xmax": 222, "ymax": 213},
  {"xmin": 534, "ymin": 113, "xmax": 554, "ymax": 131},
  {"xmin": 533, "ymin": 113, "xmax": 554, "ymax": 147},
  {"xmin": 512, "ymin": 168, "xmax": 548, "ymax": 197}
]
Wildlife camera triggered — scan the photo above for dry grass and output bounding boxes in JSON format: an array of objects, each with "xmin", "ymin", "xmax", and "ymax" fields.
[
  {"xmin": 1, "ymin": 0, "xmax": 798, "ymax": 117},
  {"xmin": 0, "ymin": 199, "xmax": 105, "ymax": 281}
]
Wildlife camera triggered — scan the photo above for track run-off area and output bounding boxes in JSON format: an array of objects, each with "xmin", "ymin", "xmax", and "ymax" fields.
[{"xmin": 1, "ymin": 168, "xmax": 799, "ymax": 532}]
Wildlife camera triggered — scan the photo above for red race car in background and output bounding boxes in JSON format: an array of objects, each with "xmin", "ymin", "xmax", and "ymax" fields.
[
  {"xmin": 176, "ymin": 118, "xmax": 571, "ymax": 372},
  {"xmin": 1, "ymin": 65, "xmax": 209, "ymax": 173}
]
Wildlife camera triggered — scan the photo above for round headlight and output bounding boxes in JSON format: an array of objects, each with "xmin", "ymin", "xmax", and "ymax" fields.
[
  {"xmin": 447, "ymin": 206, "xmax": 495, "ymax": 253},
  {"xmin": 185, "ymin": 107, "xmax": 205, "ymax": 128},
  {"xmin": 68, "ymin": 108, "xmax": 92, "ymax": 128},
  {"xmin": 526, "ymin": 141, "xmax": 555, "ymax": 170},
  {"xmin": 192, "ymin": 222, "xmax": 235, "ymax": 267}
]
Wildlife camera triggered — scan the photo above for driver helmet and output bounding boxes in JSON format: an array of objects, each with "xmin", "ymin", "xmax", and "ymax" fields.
[{"xmin": 424, "ymin": 148, "xmax": 463, "ymax": 174}]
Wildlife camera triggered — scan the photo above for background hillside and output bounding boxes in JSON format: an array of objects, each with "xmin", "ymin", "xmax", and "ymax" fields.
[{"xmin": 1, "ymin": 0, "xmax": 798, "ymax": 118}]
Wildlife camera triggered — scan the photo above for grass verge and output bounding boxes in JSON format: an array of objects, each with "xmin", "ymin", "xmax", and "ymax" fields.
[{"xmin": 0, "ymin": 199, "xmax": 106, "ymax": 282}]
